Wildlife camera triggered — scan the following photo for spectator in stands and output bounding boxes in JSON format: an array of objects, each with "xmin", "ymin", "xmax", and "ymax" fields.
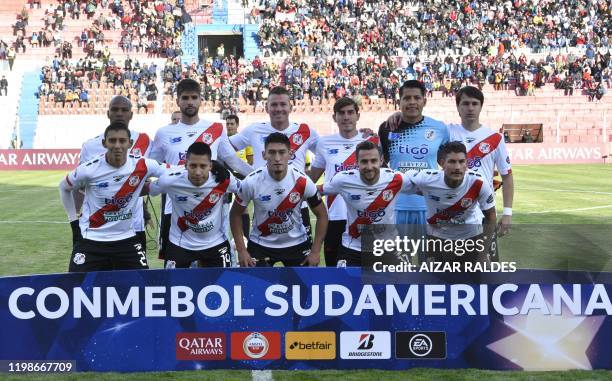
[
  {"xmin": 137, "ymin": 92, "xmax": 148, "ymax": 113},
  {"xmin": 79, "ymin": 88, "xmax": 89, "ymax": 106},
  {"xmin": 503, "ymin": 130, "xmax": 511, "ymax": 144},
  {"xmin": 7, "ymin": 47, "xmax": 16, "ymax": 71},
  {"xmin": 0, "ymin": 76, "xmax": 7, "ymax": 96},
  {"xmin": 521, "ymin": 130, "xmax": 534, "ymax": 143}
]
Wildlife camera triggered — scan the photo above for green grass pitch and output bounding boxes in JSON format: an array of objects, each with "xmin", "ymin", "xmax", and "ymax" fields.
[{"xmin": 0, "ymin": 164, "xmax": 611, "ymax": 380}]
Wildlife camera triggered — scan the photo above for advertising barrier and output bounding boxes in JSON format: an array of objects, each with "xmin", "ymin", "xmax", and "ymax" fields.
[
  {"xmin": 0, "ymin": 150, "xmax": 80, "ymax": 170},
  {"xmin": 1, "ymin": 268, "xmax": 611, "ymax": 372},
  {"xmin": 506, "ymin": 143, "xmax": 607, "ymax": 164}
]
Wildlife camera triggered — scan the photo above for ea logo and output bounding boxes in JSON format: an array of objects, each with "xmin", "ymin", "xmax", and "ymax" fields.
[
  {"xmin": 409, "ymin": 334, "xmax": 432, "ymax": 357},
  {"xmin": 479, "ymin": 142, "xmax": 490, "ymax": 154},
  {"xmin": 289, "ymin": 191, "xmax": 301, "ymax": 204},
  {"xmin": 243, "ymin": 333, "xmax": 269, "ymax": 359}
]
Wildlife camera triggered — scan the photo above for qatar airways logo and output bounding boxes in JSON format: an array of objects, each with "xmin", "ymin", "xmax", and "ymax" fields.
[
  {"xmin": 104, "ymin": 194, "xmax": 133, "ymax": 208},
  {"xmin": 357, "ymin": 208, "xmax": 386, "ymax": 222},
  {"xmin": 334, "ymin": 163, "xmax": 358, "ymax": 173}
]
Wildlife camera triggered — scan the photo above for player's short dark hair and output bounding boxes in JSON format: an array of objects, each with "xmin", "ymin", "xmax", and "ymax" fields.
[
  {"xmin": 226, "ymin": 114, "xmax": 239, "ymax": 124},
  {"xmin": 355, "ymin": 140, "xmax": 382, "ymax": 160},
  {"xmin": 455, "ymin": 86, "xmax": 484, "ymax": 106},
  {"xmin": 399, "ymin": 80, "xmax": 426, "ymax": 98},
  {"xmin": 186, "ymin": 142, "xmax": 212, "ymax": 160},
  {"xmin": 333, "ymin": 97, "xmax": 359, "ymax": 114},
  {"xmin": 264, "ymin": 132, "xmax": 291, "ymax": 149},
  {"xmin": 103, "ymin": 122, "xmax": 131, "ymax": 139},
  {"xmin": 437, "ymin": 141, "xmax": 467, "ymax": 162},
  {"xmin": 268, "ymin": 86, "xmax": 289, "ymax": 98},
  {"xmin": 177, "ymin": 78, "xmax": 201, "ymax": 97}
]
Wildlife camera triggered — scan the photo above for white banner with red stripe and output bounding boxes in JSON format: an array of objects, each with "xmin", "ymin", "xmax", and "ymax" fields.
[{"xmin": 0, "ymin": 149, "xmax": 80, "ymax": 170}]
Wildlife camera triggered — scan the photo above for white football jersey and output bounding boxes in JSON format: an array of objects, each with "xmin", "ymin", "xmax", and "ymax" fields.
[
  {"xmin": 312, "ymin": 133, "xmax": 380, "ymax": 221},
  {"xmin": 65, "ymin": 156, "xmax": 168, "ymax": 241},
  {"xmin": 323, "ymin": 168, "xmax": 412, "ymax": 252},
  {"xmin": 235, "ymin": 165, "xmax": 319, "ymax": 248},
  {"xmin": 79, "ymin": 130, "xmax": 152, "ymax": 232},
  {"xmin": 408, "ymin": 170, "xmax": 496, "ymax": 239},
  {"xmin": 229, "ymin": 121, "xmax": 319, "ymax": 171},
  {"xmin": 151, "ymin": 170, "xmax": 240, "ymax": 250},
  {"xmin": 447, "ymin": 124, "xmax": 512, "ymax": 189},
  {"xmin": 149, "ymin": 120, "xmax": 237, "ymax": 213}
]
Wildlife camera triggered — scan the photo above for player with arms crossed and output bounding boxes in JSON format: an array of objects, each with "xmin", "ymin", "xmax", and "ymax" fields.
[
  {"xmin": 320, "ymin": 140, "xmax": 413, "ymax": 267},
  {"xmin": 150, "ymin": 79, "xmax": 253, "ymax": 260},
  {"xmin": 408, "ymin": 141, "xmax": 497, "ymax": 263},
  {"xmin": 378, "ymin": 80, "xmax": 449, "ymax": 261},
  {"xmin": 149, "ymin": 142, "xmax": 238, "ymax": 268},
  {"xmin": 77, "ymin": 95, "xmax": 152, "ymax": 251},
  {"xmin": 309, "ymin": 97, "xmax": 379, "ymax": 267},
  {"xmin": 59, "ymin": 122, "xmax": 168, "ymax": 272},
  {"xmin": 230, "ymin": 133, "xmax": 328, "ymax": 267}
]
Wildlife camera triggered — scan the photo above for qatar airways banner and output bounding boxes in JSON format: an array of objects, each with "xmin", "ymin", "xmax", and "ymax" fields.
[
  {"xmin": 507, "ymin": 143, "xmax": 607, "ymax": 164},
  {"xmin": 0, "ymin": 150, "xmax": 80, "ymax": 170},
  {"xmin": 1, "ymin": 268, "xmax": 611, "ymax": 372}
]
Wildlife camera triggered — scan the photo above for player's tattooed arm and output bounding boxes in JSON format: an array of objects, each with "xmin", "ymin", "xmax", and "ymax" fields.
[
  {"xmin": 229, "ymin": 201, "xmax": 254, "ymax": 267},
  {"xmin": 303, "ymin": 201, "xmax": 328, "ymax": 267}
]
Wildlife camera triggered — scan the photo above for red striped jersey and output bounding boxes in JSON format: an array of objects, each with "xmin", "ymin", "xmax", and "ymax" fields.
[
  {"xmin": 65, "ymin": 156, "xmax": 168, "ymax": 241},
  {"xmin": 235, "ymin": 165, "xmax": 319, "ymax": 248},
  {"xmin": 407, "ymin": 170, "xmax": 495, "ymax": 239},
  {"xmin": 150, "ymin": 170, "xmax": 240, "ymax": 250},
  {"xmin": 312, "ymin": 133, "xmax": 379, "ymax": 221},
  {"xmin": 322, "ymin": 168, "xmax": 413, "ymax": 252}
]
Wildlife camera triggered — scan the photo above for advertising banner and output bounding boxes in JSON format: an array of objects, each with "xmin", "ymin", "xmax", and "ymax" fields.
[
  {"xmin": 1, "ymin": 268, "xmax": 611, "ymax": 372},
  {"xmin": 506, "ymin": 143, "xmax": 607, "ymax": 164},
  {"xmin": 0, "ymin": 150, "xmax": 80, "ymax": 170}
]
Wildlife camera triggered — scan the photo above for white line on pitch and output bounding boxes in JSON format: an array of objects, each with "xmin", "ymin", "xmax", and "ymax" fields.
[
  {"xmin": 252, "ymin": 370, "xmax": 273, "ymax": 381},
  {"xmin": 527, "ymin": 204, "xmax": 612, "ymax": 214},
  {"xmin": 0, "ymin": 220, "xmax": 65, "ymax": 224},
  {"xmin": 526, "ymin": 188, "xmax": 612, "ymax": 196}
]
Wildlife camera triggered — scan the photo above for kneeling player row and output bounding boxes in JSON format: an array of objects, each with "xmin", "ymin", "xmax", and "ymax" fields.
[{"xmin": 60, "ymin": 123, "xmax": 496, "ymax": 273}]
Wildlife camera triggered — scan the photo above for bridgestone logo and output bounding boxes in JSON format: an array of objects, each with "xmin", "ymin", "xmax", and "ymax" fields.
[{"xmin": 347, "ymin": 351, "xmax": 383, "ymax": 357}]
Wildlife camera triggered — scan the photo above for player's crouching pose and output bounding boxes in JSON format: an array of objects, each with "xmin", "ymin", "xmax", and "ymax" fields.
[
  {"xmin": 230, "ymin": 133, "xmax": 328, "ymax": 267},
  {"xmin": 59, "ymin": 122, "xmax": 168, "ymax": 272},
  {"xmin": 148, "ymin": 142, "xmax": 238, "ymax": 268},
  {"xmin": 408, "ymin": 141, "xmax": 497, "ymax": 263}
]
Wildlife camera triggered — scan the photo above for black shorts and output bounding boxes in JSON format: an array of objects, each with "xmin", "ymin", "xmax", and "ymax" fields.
[
  {"xmin": 247, "ymin": 240, "xmax": 311, "ymax": 267},
  {"xmin": 337, "ymin": 245, "xmax": 362, "ymax": 267},
  {"xmin": 165, "ymin": 241, "xmax": 232, "ymax": 269},
  {"xmin": 301, "ymin": 207, "xmax": 311, "ymax": 238},
  {"xmin": 69, "ymin": 236, "xmax": 148, "ymax": 272},
  {"xmin": 323, "ymin": 220, "xmax": 346, "ymax": 267},
  {"xmin": 158, "ymin": 212, "xmax": 171, "ymax": 259},
  {"xmin": 135, "ymin": 230, "xmax": 147, "ymax": 253}
]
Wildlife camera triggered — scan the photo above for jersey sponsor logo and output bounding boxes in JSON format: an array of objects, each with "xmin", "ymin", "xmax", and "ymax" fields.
[
  {"xmin": 467, "ymin": 157, "xmax": 482, "ymax": 169},
  {"xmin": 128, "ymin": 175, "xmax": 140, "ymax": 187},
  {"xmin": 357, "ymin": 208, "xmax": 386, "ymax": 222},
  {"xmin": 170, "ymin": 136, "xmax": 182, "ymax": 144},
  {"xmin": 350, "ymin": 194, "xmax": 361, "ymax": 200},
  {"xmin": 184, "ymin": 209, "xmax": 213, "ymax": 221},
  {"xmin": 334, "ymin": 163, "xmax": 359, "ymax": 172},
  {"xmin": 397, "ymin": 144, "xmax": 429, "ymax": 159},
  {"xmin": 267, "ymin": 209, "xmax": 293, "ymax": 221},
  {"xmin": 258, "ymin": 194, "xmax": 272, "ymax": 202},
  {"xmin": 96, "ymin": 182, "xmax": 109, "ymax": 188},
  {"xmin": 424, "ymin": 129, "xmax": 436, "ymax": 141},
  {"xmin": 327, "ymin": 148, "xmax": 339, "ymax": 155},
  {"xmin": 104, "ymin": 194, "xmax": 133, "ymax": 208},
  {"xmin": 176, "ymin": 196, "xmax": 188, "ymax": 202}
]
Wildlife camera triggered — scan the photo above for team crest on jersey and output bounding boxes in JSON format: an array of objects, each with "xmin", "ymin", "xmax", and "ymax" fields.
[
  {"xmin": 292, "ymin": 134, "xmax": 303, "ymax": 145},
  {"xmin": 208, "ymin": 193, "xmax": 221, "ymax": 204},
  {"xmin": 479, "ymin": 142, "xmax": 491, "ymax": 154},
  {"xmin": 202, "ymin": 133, "xmax": 213, "ymax": 144},
  {"xmin": 461, "ymin": 198, "xmax": 473, "ymax": 208},
  {"xmin": 128, "ymin": 176, "xmax": 140, "ymax": 187},
  {"xmin": 424, "ymin": 129, "xmax": 436, "ymax": 141},
  {"xmin": 289, "ymin": 191, "xmax": 301, "ymax": 204},
  {"xmin": 73, "ymin": 252, "xmax": 86, "ymax": 265},
  {"xmin": 131, "ymin": 148, "xmax": 142, "ymax": 157},
  {"xmin": 382, "ymin": 189, "xmax": 394, "ymax": 202}
]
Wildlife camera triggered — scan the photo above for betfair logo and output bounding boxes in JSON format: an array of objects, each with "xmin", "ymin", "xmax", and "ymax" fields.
[{"xmin": 285, "ymin": 332, "xmax": 336, "ymax": 360}]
